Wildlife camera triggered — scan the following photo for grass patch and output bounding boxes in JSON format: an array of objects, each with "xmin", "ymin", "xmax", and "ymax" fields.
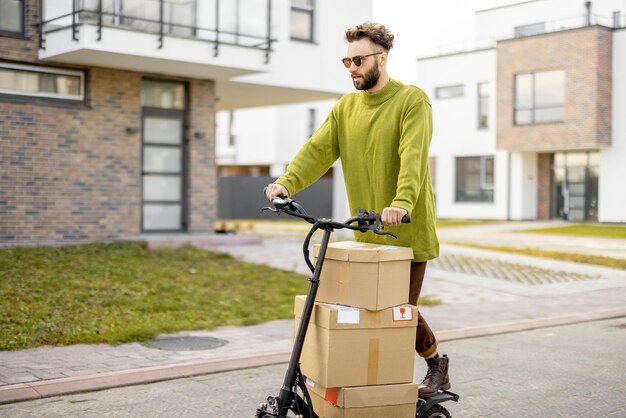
[
  {"xmin": 447, "ymin": 241, "xmax": 626, "ymax": 270},
  {"xmin": 0, "ymin": 242, "xmax": 308, "ymax": 350},
  {"xmin": 436, "ymin": 219, "xmax": 502, "ymax": 228},
  {"xmin": 417, "ymin": 295, "xmax": 441, "ymax": 306},
  {"xmin": 519, "ymin": 224, "xmax": 626, "ymax": 239}
]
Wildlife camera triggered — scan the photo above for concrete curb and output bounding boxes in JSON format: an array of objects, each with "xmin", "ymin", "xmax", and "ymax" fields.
[{"xmin": 1, "ymin": 307, "xmax": 625, "ymax": 405}]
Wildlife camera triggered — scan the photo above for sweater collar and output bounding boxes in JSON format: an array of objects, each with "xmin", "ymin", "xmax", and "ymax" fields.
[{"xmin": 361, "ymin": 78, "xmax": 402, "ymax": 106}]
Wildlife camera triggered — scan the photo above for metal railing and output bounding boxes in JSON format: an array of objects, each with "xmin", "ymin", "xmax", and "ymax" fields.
[
  {"xmin": 424, "ymin": 12, "xmax": 625, "ymax": 58},
  {"xmin": 38, "ymin": 0, "xmax": 276, "ymax": 63}
]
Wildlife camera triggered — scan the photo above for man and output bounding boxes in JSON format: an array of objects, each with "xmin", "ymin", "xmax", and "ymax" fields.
[{"xmin": 265, "ymin": 21, "xmax": 450, "ymax": 397}]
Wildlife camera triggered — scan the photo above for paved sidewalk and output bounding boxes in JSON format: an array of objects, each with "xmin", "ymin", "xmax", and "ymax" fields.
[{"xmin": 1, "ymin": 222, "xmax": 625, "ymax": 405}]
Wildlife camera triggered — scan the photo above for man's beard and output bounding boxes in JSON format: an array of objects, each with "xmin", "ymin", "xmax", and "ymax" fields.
[{"xmin": 353, "ymin": 61, "xmax": 380, "ymax": 91}]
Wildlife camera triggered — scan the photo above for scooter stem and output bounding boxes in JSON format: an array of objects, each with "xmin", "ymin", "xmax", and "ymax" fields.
[{"xmin": 277, "ymin": 227, "xmax": 332, "ymax": 414}]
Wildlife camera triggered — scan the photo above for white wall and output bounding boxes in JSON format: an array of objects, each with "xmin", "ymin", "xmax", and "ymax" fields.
[
  {"xmin": 418, "ymin": 48, "xmax": 510, "ymax": 219},
  {"xmin": 508, "ymin": 152, "xmax": 538, "ymax": 220},
  {"xmin": 599, "ymin": 28, "xmax": 626, "ymax": 222},
  {"xmin": 233, "ymin": 0, "xmax": 372, "ymax": 95},
  {"xmin": 216, "ymin": 107, "xmax": 278, "ymax": 165}
]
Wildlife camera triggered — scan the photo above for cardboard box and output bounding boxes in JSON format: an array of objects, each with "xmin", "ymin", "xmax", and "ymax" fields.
[
  {"xmin": 304, "ymin": 378, "xmax": 418, "ymax": 418},
  {"xmin": 294, "ymin": 295, "xmax": 417, "ymax": 388},
  {"xmin": 312, "ymin": 241, "xmax": 413, "ymax": 311}
]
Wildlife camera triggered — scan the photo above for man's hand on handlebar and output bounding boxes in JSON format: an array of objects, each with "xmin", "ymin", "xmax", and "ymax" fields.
[
  {"xmin": 381, "ymin": 206, "xmax": 408, "ymax": 227},
  {"xmin": 265, "ymin": 183, "xmax": 288, "ymax": 201}
]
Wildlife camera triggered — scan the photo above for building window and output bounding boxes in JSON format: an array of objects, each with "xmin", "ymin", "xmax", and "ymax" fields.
[
  {"xmin": 228, "ymin": 111, "xmax": 236, "ymax": 147},
  {"xmin": 0, "ymin": 63, "xmax": 85, "ymax": 101},
  {"xmin": 613, "ymin": 11, "xmax": 623, "ymax": 28},
  {"xmin": 307, "ymin": 108, "xmax": 316, "ymax": 138},
  {"xmin": 435, "ymin": 85, "xmax": 464, "ymax": 99},
  {"xmin": 477, "ymin": 82, "xmax": 489, "ymax": 129},
  {"xmin": 514, "ymin": 22, "xmax": 545, "ymax": 38},
  {"xmin": 514, "ymin": 70, "xmax": 564, "ymax": 125},
  {"xmin": 290, "ymin": 0, "xmax": 314, "ymax": 42},
  {"xmin": 455, "ymin": 156, "xmax": 494, "ymax": 203},
  {"xmin": 0, "ymin": 0, "xmax": 24, "ymax": 36}
]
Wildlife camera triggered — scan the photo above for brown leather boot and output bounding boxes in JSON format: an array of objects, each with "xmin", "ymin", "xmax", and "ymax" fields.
[{"xmin": 419, "ymin": 354, "xmax": 451, "ymax": 398}]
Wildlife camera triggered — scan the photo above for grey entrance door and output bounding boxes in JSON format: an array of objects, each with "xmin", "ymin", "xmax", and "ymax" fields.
[
  {"xmin": 553, "ymin": 152, "xmax": 599, "ymax": 222},
  {"xmin": 140, "ymin": 80, "xmax": 187, "ymax": 232}
]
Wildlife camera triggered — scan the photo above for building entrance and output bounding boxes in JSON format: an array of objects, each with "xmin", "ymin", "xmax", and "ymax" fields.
[{"xmin": 552, "ymin": 152, "xmax": 599, "ymax": 221}]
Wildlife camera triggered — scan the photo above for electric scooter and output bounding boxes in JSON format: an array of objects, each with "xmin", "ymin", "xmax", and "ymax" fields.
[{"xmin": 255, "ymin": 196, "xmax": 459, "ymax": 418}]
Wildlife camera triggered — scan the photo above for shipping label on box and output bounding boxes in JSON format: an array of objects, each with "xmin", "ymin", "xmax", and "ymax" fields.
[
  {"xmin": 294, "ymin": 295, "xmax": 418, "ymax": 388},
  {"xmin": 312, "ymin": 241, "xmax": 413, "ymax": 311},
  {"xmin": 304, "ymin": 378, "xmax": 418, "ymax": 418}
]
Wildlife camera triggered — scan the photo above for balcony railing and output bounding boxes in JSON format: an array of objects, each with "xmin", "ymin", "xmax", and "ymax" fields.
[
  {"xmin": 424, "ymin": 12, "xmax": 625, "ymax": 58},
  {"xmin": 39, "ymin": 0, "xmax": 276, "ymax": 63}
]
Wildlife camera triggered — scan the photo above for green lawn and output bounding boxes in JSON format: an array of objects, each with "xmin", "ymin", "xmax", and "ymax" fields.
[
  {"xmin": 519, "ymin": 224, "xmax": 626, "ymax": 239},
  {"xmin": 436, "ymin": 219, "xmax": 502, "ymax": 228},
  {"xmin": 0, "ymin": 241, "xmax": 439, "ymax": 350},
  {"xmin": 0, "ymin": 242, "xmax": 309, "ymax": 350}
]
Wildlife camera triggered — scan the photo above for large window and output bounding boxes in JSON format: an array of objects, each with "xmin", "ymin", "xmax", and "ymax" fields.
[
  {"xmin": 456, "ymin": 156, "xmax": 494, "ymax": 203},
  {"xmin": 514, "ymin": 22, "xmax": 545, "ymax": 38},
  {"xmin": 290, "ymin": 0, "xmax": 314, "ymax": 42},
  {"xmin": 0, "ymin": 63, "xmax": 85, "ymax": 101},
  {"xmin": 477, "ymin": 82, "xmax": 489, "ymax": 129},
  {"xmin": 435, "ymin": 84, "xmax": 464, "ymax": 99},
  {"xmin": 0, "ymin": 0, "xmax": 24, "ymax": 36},
  {"xmin": 514, "ymin": 70, "xmax": 565, "ymax": 125}
]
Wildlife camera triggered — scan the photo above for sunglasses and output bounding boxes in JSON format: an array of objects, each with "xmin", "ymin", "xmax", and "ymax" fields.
[{"xmin": 341, "ymin": 52, "xmax": 383, "ymax": 68}]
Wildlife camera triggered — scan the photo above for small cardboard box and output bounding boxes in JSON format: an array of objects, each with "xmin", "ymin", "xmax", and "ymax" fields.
[
  {"xmin": 294, "ymin": 295, "xmax": 417, "ymax": 388},
  {"xmin": 304, "ymin": 378, "xmax": 418, "ymax": 418},
  {"xmin": 312, "ymin": 241, "xmax": 413, "ymax": 311}
]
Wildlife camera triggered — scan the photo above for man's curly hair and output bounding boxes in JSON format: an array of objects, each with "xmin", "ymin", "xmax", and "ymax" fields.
[{"xmin": 345, "ymin": 21, "xmax": 395, "ymax": 51}]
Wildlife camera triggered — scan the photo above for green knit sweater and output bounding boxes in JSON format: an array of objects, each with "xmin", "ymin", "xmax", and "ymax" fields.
[{"xmin": 276, "ymin": 79, "xmax": 439, "ymax": 261}]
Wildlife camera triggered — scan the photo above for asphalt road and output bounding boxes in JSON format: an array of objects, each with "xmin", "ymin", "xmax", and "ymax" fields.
[{"xmin": 2, "ymin": 317, "xmax": 625, "ymax": 418}]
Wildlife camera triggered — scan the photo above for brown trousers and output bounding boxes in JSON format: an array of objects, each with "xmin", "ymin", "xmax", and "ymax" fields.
[{"xmin": 409, "ymin": 261, "xmax": 438, "ymax": 358}]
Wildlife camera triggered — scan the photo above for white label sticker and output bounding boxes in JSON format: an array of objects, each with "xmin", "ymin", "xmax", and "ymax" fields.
[
  {"xmin": 392, "ymin": 306, "xmax": 413, "ymax": 322},
  {"xmin": 326, "ymin": 303, "xmax": 361, "ymax": 324}
]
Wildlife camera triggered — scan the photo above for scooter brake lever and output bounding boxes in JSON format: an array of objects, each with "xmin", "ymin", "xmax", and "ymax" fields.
[{"xmin": 374, "ymin": 227, "xmax": 398, "ymax": 239}]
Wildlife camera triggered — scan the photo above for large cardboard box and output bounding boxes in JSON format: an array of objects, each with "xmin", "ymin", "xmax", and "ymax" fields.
[
  {"xmin": 304, "ymin": 378, "xmax": 418, "ymax": 418},
  {"xmin": 294, "ymin": 295, "xmax": 417, "ymax": 388},
  {"xmin": 312, "ymin": 241, "xmax": 413, "ymax": 311}
]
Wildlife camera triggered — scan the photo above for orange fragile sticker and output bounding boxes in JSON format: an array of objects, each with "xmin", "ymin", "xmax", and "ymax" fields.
[
  {"xmin": 325, "ymin": 387, "xmax": 339, "ymax": 406},
  {"xmin": 392, "ymin": 306, "xmax": 413, "ymax": 322}
]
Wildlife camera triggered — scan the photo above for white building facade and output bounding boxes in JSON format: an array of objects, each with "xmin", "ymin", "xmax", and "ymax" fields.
[
  {"xmin": 419, "ymin": 0, "xmax": 626, "ymax": 223},
  {"xmin": 216, "ymin": 0, "xmax": 626, "ymax": 223}
]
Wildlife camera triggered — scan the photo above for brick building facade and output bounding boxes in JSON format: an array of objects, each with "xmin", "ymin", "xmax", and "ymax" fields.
[
  {"xmin": 496, "ymin": 25, "xmax": 612, "ymax": 152},
  {"xmin": 1, "ymin": 0, "xmax": 217, "ymax": 245},
  {"xmin": 1, "ymin": 0, "xmax": 371, "ymax": 245}
]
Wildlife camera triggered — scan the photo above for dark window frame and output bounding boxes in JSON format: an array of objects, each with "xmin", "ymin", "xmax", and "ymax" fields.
[
  {"xmin": 290, "ymin": 0, "xmax": 315, "ymax": 42},
  {"xmin": 0, "ymin": 0, "xmax": 26, "ymax": 37},
  {"xmin": 477, "ymin": 82, "xmax": 489, "ymax": 130},
  {"xmin": 0, "ymin": 62, "xmax": 86, "ymax": 102},
  {"xmin": 455, "ymin": 155, "xmax": 495, "ymax": 203},
  {"xmin": 514, "ymin": 70, "xmax": 565, "ymax": 126}
]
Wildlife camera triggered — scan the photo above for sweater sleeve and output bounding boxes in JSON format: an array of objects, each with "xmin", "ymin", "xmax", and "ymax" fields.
[
  {"xmin": 390, "ymin": 95, "xmax": 433, "ymax": 214},
  {"xmin": 274, "ymin": 109, "xmax": 340, "ymax": 196}
]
